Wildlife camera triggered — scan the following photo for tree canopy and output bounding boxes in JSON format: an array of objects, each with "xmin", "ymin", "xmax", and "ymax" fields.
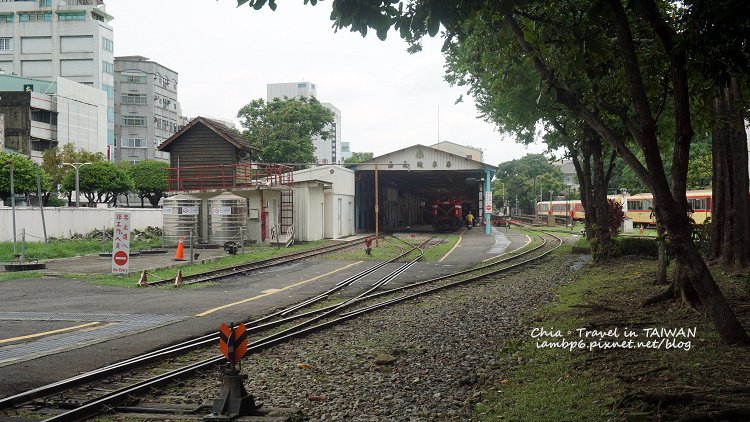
[
  {"xmin": 344, "ymin": 152, "xmax": 374, "ymax": 164},
  {"xmin": 126, "ymin": 160, "xmax": 169, "ymax": 208},
  {"xmin": 42, "ymin": 143, "xmax": 106, "ymax": 195},
  {"xmin": 0, "ymin": 152, "xmax": 52, "ymax": 201},
  {"xmin": 236, "ymin": 96, "xmax": 335, "ymax": 164},
  {"xmin": 62, "ymin": 161, "xmax": 132, "ymax": 207},
  {"xmin": 493, "ymin": 154, "xmax": 564, "ymax": 213}
]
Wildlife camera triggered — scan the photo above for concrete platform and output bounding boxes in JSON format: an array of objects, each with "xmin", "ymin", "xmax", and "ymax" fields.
[{"xmin": 0, "ymin": 227, "xmax": 529, "ymax": 397}]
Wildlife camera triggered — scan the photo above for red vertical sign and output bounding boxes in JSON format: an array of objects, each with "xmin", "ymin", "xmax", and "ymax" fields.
[{"xmin": 111, "ymin": 212, "xmax": 131, "ymax": 274}]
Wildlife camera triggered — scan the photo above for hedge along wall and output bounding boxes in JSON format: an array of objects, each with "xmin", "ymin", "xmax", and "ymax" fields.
[{"xmin": 0, "ymin": 207, "xmax": 163, "ymax": 242}]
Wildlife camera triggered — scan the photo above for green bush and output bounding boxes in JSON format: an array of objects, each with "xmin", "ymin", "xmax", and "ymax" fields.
[{"xmin": 614, "ymin": 236, "xmax": 658, "ymax": 257}]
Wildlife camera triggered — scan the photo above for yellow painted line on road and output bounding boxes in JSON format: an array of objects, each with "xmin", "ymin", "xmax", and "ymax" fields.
[
  {"xmin": 439, "ymin": 229, "xmax": 466, "ymax": 262},
  {"xmin": 195, "ymin": 261, "xmax": 363, "ymax": 317},
  {"xmin": 0, "ymin": 321, "xmax": 100, "ymax": 344}
]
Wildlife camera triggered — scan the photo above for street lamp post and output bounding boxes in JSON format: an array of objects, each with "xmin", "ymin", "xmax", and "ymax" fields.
[
  {"xmin": 6, "ymin": 160, "xmax": 16, "ymax": 255},
  {"xmin": 63, "ymin": 162, "xmax": 91, "ymax": 208},
  {"xmin": 567, "ymin": 185, "xmax": 572, "ymax": 227},
  {"xmin": 548, "ymin": 190, "xmax": 554, "ymax": 226}
]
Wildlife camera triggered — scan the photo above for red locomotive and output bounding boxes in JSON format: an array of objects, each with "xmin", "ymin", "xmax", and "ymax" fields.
[{"xmin": 431, "ymin": 199, "xmax": 462, "ymax": 232}]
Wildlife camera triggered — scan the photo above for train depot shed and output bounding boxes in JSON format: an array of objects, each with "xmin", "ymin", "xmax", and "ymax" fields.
[{"xmin": 348, "ymin": 145, "xmax": 497, "ymax": 235}]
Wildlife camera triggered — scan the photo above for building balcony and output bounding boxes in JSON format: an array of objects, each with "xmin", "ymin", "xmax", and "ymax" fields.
[{"xmin": 165, "ymin": 163, "xmax": 294, "ymax": 193}]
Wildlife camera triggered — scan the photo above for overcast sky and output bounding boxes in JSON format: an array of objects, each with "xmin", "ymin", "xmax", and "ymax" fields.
[{"xmin": 105, "ymin": 0, "xmax": 547, "ymax": 166}]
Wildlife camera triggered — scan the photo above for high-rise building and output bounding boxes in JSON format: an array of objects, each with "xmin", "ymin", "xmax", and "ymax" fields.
[
  {"xmin": 114, "ymin": 55, "xmax": 179, "ymax": 163},
  {"xmin": 267, "ymin": 81, "xmax": 342, "ymax": 164},
  {"xmin": 341, "ymin": 141, "xmax": 352, "ymax": 162},
  {"xmin": 0, "ymin": 0, "xmax": 115, "ymax": 156}
]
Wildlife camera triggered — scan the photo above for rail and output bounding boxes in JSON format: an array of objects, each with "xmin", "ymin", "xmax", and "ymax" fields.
[
  {"xmin": 0, "ymin": 232, "xmax": 562, "ymax": 421},
  {"xmin": 164, "ymin": 162, "xmax": 294, "ymax": 192}
]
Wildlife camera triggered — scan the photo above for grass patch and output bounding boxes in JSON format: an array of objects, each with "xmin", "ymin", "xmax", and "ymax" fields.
[
  {"xmin": 420, "ymin": 235, "xmax": 459, "ymax": 261},
  {"xmin": 320, "ymin": 236, "xmax": 408, "ymax": 262},
  {"xmin": 49, "ymin": 240, "xmax": 334, "ymax": 288},
  {"xmin": 0, "ymin": 271, "xmax": 48, "ymax": 283},
  {"xmin": 0, "ymin": 238, "xmax": 161, "ymax": 262},
  {"xmin": 476, "ymin": 262, "xmax": 620, "ymax": 421},
  {"xmin": 477, "ymin": 255, "xmax": 750, "ymax": 421}
]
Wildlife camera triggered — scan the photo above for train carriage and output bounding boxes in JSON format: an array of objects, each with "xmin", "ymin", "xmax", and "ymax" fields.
[{"xmin": 536, "ymin": 189, "xmax": 713, "ymax": 227}]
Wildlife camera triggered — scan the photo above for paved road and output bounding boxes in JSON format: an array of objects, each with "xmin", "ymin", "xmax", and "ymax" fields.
[{"xmin": 0, "ymin": 227, "xmax": 528, "ymax": 397}]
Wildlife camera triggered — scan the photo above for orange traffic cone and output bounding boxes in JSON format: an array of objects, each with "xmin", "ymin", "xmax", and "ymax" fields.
[
  {"xmin": 174, "ymin": 236, "xmax": 186, "ymax": 261},
  {"xmin": 174, "ymin": 269, "xmax": 184, "ymax": 288},
  {"xmin": 137, "ymin": 270, "xmax": 148, "ymax": 287}
]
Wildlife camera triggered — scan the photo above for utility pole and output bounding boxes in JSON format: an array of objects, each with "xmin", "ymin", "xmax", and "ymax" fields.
[
  {"xmin": 63, "ymin": 162, "xmax": 91, "ymax": 207},
  {"xmin": 502, "ymin": 182, "xmax": 506, "ymax": 215},
  {"xmin": 6, "ymin": 160, "xmax": 16, "ymax": 255},
  {"xmin": 374, "ymin": 161, "xmax": 379, "ymax": 247}
]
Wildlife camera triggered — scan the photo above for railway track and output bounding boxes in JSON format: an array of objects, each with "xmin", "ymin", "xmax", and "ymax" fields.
[
  {"xmin": 146, "ymin": 237, "xmax": 366, "ymax": 286},
  {"xmin": 0, "ymin": 231, "xmax": 561, "ymax": 421}
]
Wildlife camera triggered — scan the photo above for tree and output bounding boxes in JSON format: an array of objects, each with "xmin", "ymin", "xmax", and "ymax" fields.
[
  {"xmin": 681, "ymin": 0, "xmax": 750, "ymax": 267},
  {"xmin": 442, "ymin": 13, "xmax": 622, "ymax": 255},
  {"xmin": 239, "ymin": 0, "xmax": 749, "ymax": 344},
  {"xmin": 43, "ymin": 144, "xmax": 106, "ymax": 205},
  {"xmin": 237, "ymin": 96, "xmax": 335, "ymax": 164},
  {"xmin": 127, "ymin": 160, "xmax": 169, "ymax": 208},
  {"xmin": 494, "ymin": 154, "xmax": 563, "ymax": 213},
  {"xmin": 62, "ymin": 162, "xmax": 133, "ymax": 207},
  {"xmin": 0, "ymin": 152, "xmax": 51, "ymax": 202},
  {"xmin": 344, "ymin": 152, "xmax": 374, "ymax": 164}
]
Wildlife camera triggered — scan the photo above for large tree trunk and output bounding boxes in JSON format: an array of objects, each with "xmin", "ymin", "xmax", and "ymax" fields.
[
  {"xmin": 710, "ymin": 77, "xmax": 750, "ymax": 267},
  {"xmin": 573, "ymin": 132, "xmax": 596, "ymax": 240},
  {"xmin": 655, "ymin": 210, "xmax": 669, "ymax": 285},
  {"xmin": 571, "ymin": 127, "xmax": 615, "ymax": 247},
  {"xmin": 590, "ymin": 136, "xmax": 615, "ymax": 260}
]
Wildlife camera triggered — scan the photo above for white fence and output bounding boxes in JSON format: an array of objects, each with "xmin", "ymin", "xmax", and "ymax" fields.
[{"xmin": 0, "ymin": 206, "xmax": 163, "ymax": 242}]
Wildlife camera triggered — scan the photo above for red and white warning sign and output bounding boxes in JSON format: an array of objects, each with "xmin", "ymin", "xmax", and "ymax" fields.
[{"xmin": 111, "ymin": 212, "xmax": 131, "ymax": 274}]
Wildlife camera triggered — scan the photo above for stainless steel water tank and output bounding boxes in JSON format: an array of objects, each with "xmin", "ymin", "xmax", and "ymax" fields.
[
  {"xmin": 208, "ymin": 192, "xmax": 248, "ymax": 244},
  {"xmin": 162, "ymin": 194, "xmax": 202, "ymax": 247}
]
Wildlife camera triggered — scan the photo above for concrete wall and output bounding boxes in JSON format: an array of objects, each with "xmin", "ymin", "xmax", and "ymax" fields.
[
  {"xmin": 0, "ymin": 206, "xmax": 162, "ymax": 242},
  {"xmin": 324, "ymin": 193, "xmax": 355, "ymax": 239},
  {"xmin": 293, "ymin": 183, "xmax": 325, "ymax": 242}
]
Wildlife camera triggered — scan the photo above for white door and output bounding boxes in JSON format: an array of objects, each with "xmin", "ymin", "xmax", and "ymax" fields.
[{"xmin": 338, "ymin": 198, "xmax": 342, "ymax": 237}]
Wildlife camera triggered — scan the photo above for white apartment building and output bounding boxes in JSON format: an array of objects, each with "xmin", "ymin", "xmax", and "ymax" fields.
[
  {"xmin": 0, "ymin": 0, "xmax": 115, "ymax": 155},
  {"xmin": 114, "ymin": 55, "xmax": 180, "ymax": 163},
  {"xmin": 267, "ymin": 81, "xmax": 342, "ymax": 164}
]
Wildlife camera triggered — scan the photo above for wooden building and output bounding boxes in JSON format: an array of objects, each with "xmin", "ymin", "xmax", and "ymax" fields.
[
  {"xmin": 157, "ymin": 116, "xmax": 261, "ymax": 191},
  {"xmin": 158, "ymin": 117, "xmax": 296, "ymax": 246}
]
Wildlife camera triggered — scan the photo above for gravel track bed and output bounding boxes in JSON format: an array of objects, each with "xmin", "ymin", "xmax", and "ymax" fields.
[{"xmin": 172, "ymin": 253, "xmax": 586, "ymax": 421}]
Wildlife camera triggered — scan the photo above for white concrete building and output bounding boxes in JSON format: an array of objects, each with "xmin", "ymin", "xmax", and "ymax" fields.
[
  {"xmin": 267, "ymin": 81, "xmax": 343, "ymax": 164},
  {"xmin": 292, "ymin": 165, "xmax": 355, "ymax": 241},
  {"xmin": 0, "ymin": 0, "xmax": 115, "ymax": 154},
  {"xmin": 430, "ymin": 141, "xmax": 484, "ymax": 163},
  {"xmin": 114, "ymin": 55, "xmax": 180, "ymax": 164},
  {"xmin": 0, "ymin": 74, "xmax": 107, "ymax": 161}
]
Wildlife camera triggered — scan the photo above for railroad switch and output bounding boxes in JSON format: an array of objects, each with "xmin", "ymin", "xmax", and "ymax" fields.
[{"xmin": 204, "ymin": 366, "xmax": 261, "ymax": 421}]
